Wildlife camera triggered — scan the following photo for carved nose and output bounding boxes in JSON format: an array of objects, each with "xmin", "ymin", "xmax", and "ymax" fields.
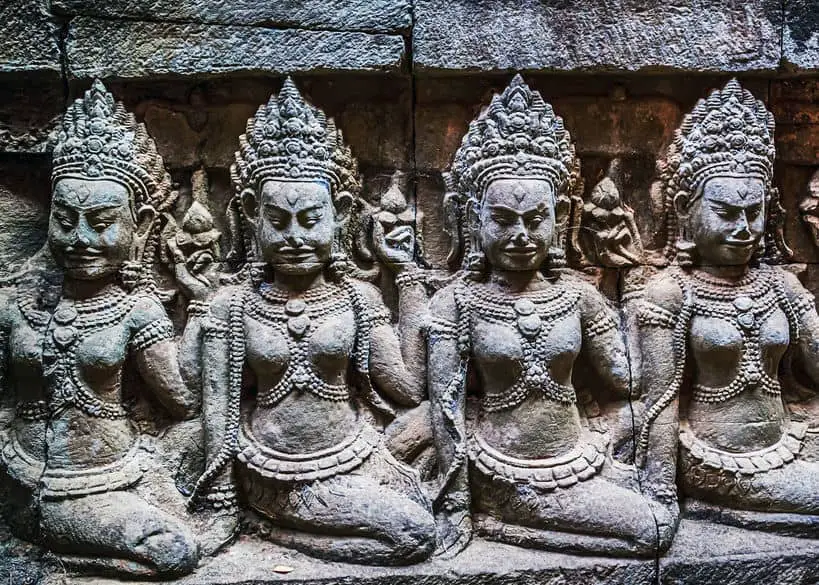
[
  {"xmin": 512, "ymin": 229, "xmax": 529, "ymax": 246},
  {"xmin": 286, "ymin": 232, "xmax": 306, "ymax": 247},
  {"xmin": 734, "ymin": 213, "xmax": 751, "ymax": 238}
]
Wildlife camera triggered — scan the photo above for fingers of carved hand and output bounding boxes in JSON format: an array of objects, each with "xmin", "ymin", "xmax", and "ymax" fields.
[
  {"xmin": 373, "ymin": 221, "xmax": 415, "ymax": 267},
  {"xmin": 166, "ymin": 238, "xmax": 187, "ymax": 264},
  {"xmin": 187, "ymin": 249, "xmax": 214, "ymax": 275}
]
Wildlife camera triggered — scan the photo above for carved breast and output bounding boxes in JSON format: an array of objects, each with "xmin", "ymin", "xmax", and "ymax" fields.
[
  {"xmin": 74, "ymin": 325, "xmax": 130, "ymax": 388},
  {"xmin": 689, "ymin": 308, "xmax": 789, "ymax": 388},
  {"xmin": 245, "ymin": 308, "xmax": 355, "ymax": 385},
  {"xmin": 471, "ymin": 313, "xmax": 581, "ymax": 389}
]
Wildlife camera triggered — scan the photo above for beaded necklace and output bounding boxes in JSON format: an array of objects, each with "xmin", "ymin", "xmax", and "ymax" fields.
[
  {"xmin": 685, "ymin": 266, "xmax": 795, "ymax": 403},
  {"xmin": 17, "ymin": 286, "xmax": 138, "ymax": 420},
  {"xmin": 247, "ymin": 281, "xmax": 352, "ymax": 406},
  {"xmin": 456, "ymin": 280, "xmax": 581, "ymax": 411}
]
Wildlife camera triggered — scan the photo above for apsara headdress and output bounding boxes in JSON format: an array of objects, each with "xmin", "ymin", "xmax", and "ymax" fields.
[
  {"xmin": 232, "ymin": 77, "xmax": 360, "ymax": 196},
  {"xmin": 661, "ymin": 79, "xmax": 785, "ymax": 264},
  {"xmin": 449, "ymin": 74, "xmax": 579, "ymax": 201},
  {"xmin": 661, "ymin": 78, "xmax": 775, "ymax": 203},
  {"xmin": 443, "ymin": 75, "xmax": 581, "ymax": 271},
  {"xmin": 51, "ymin": 79, "xmax": 174, "ymax": 213}
]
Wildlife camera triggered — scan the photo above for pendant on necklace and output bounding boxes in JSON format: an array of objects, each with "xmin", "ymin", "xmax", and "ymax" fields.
[
  {"xmin": 734, "ymin": 295, "xmax": 755, "ymax": 330},
  {"xmin": 514, "ymin": 298, "xmax": 542, "ymax": 339},
  {"xmin": 285, "ymin": 299, "xmax": 310, "ymax": 338}
]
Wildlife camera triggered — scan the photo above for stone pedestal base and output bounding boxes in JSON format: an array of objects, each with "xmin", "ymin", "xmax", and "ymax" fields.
[{"xmin": 4, "ymin": 520, "xmax": 819, "ymax": 585}]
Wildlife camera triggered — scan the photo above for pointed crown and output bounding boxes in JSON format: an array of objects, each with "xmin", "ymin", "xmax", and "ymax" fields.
[
  {"xmin": 449, "ymin": 74, "xmax": 578, "ymax": 202},
  {"xmin": 51, "ymin": 80, "xmax": 174, "ymax": 212},
  {"xmin": 661, "ymin": 78, "xmax": 775, "ymax": 202},
  {"xmin": 232, "ymin": 77, "xmax": 360, "ymax": 195}
]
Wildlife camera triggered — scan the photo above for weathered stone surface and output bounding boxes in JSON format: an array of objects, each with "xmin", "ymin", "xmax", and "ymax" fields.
[
  {"xmin": 66, "ymin": 18, "xmax": 406, "ymax": 80},
  {"xmin": 0, "ymin": 0, "xmax": 61, "ymax": 77},
  {"xmin": 0, "ymin": 80, "xmax": 63, "ymax": 154},
  {"xmin": 53, "ymin": 0, "xmax": 411, "ymax": 34},
  {"xmin": 660, "ymin": 520, "xmax": 819, "ymax": 585},
  {"xmin": 783, "ymin": 0, "xmax": 819, "ymax": 71},
  {"xmin": 0, "ymin": 158, "xmax": 51, "ymax": 273},
  {"xmin": 414, "ymin": 0, "xmax": 782, "ymax": 74},
  {"xmin": 28, "ymin": 534, "xmax": 654, "ymax": 584},
  {"xmin": 780, "ymin": 164, "xmax": 819, "ymax": 264}
]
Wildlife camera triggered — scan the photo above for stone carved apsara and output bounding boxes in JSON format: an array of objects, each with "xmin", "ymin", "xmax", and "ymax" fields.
[
  {"xmin": 428, "ymin": 75, "xmax": 672, "ymax": 558},
  {"xmin": 0, "ymin": 81, "xmax": 202, "ymax": 577},
  {"xmin": 637, "ymin": 79, "xmax": 819, "ymax": 536},
  {"xmin": 181, "ymin": 78, "xmax": 436, "ymax": 565}
]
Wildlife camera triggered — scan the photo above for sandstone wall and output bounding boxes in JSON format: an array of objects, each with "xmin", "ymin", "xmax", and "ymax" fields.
[{"xmin": 1, "ymin": 2, "xmax": 818, "ymax": 584}]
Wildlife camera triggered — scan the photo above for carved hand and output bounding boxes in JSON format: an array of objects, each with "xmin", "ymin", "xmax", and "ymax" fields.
[
  {"xmin": 167, "ymin": 239, "xmax": 217, "ymax": 301},
  {"xmin": 435, "ymin": 506, "xmax": 472, "ymax": 558},
  {"xmin": 372, "ymin": 220, "xmax": 416, "ymax": 272}
]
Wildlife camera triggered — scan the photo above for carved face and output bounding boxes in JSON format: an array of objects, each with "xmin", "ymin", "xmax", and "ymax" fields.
[
  {"xmin": 48, "ymin": 178, "xmax": 134, "ymax": 280},
  {"xmin": 477, "ymin": 178, "xmax": 555, "ymax": 272},
  {"xmin": 255, "ymin": 179, "xmax": 336, "ymax": 275},
  {"xmin": 684, "ymin": 176, "xmax": 765, "ymax": 266}
]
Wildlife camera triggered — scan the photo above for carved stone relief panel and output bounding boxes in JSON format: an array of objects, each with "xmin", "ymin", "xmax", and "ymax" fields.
[{"xmin": 2, "ymin": 5, "xmax": 819, "ymax": 582}]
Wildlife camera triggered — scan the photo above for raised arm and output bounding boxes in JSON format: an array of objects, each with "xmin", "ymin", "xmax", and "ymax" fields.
[
  {"xmin": 366, "ymin": 273, "xmax": 429, "ymax": 407},
  {"xmin": 782, "ymin": 270, "xmax": 819, "ymax": 387},
  {"xmin": 578, "ymin": 282, "xmax": 631, "ymax": 400},
  {"xmin": 427, "ymin": 284, "xmax": 471, "ymax": 556},
  {"xmin": 633, "ymin": 274, "xmax": 686, "ymax": 505},
  {"xmin": 131, "ymin": 295, "xmax": 199, "ymax": 420}
]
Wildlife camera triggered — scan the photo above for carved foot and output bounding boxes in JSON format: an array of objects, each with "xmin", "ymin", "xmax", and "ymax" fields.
[
  {"xmin": 193, "ymin": 506, "xmax": 239, "ymax": 556},
  {"xmin": 474, "ymin": 514, "xmax": 657, "ymax": 558},
  {"xmin": 684, "ymin": 499, "xmax": 819, "ymax": 539}
]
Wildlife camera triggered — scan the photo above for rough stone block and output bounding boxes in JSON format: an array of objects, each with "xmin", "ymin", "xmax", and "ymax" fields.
[
  {"xmin": 53, "ymin": 0, "xmax": 411, "ymax": 34},
  {"xmin": 0, "ymin": 158, "xmax": 51, "ymax": 273},
  {"xmin": 778, "ymin": 164, "xmax": 819, "ymax": 264},
  {"xmin": 0, "ymin": 81, "xmax": 63, "ymax": 154},
  {"xmin": 414, "ymin": 0, "xmax": 782, "ymax": 74},
  {"xmin": 66, "ymin": 18, "xmax": 406, "ymax": 80},
  {"xmin": 783, "ymin": 0, "xmax": 819, "ymax": 71},
  {"xmin": 660, "ymin": 519, "xmax": 819, "ymax": 584},
  {"xmin": 0, "ymin": 0, "xmax": 61, "ymax": 78},
  {"xmin": 416, "ymin": 173, "xmax": 451, "ymax": 269}
]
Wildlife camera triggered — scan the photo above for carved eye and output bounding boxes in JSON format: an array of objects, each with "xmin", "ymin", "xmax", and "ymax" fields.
[{"xmin": 54, "ymin": 213, "xmax": 73, "ymax": 229}]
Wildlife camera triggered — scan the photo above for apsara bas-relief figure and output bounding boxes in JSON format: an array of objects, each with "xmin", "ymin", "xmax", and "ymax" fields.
[
  {"xmin": 0, "ymin": 81, "xmax": 201, "ymax": 577},
  {"xmin": 637, "ymin": 79, "xmax": 819, "ymax": 536},
  {"xmin": 428, "ymin": 75, "xmax": 673, "ymax": 558},
  {"xmin": 182, "ymin": 78, "xmax": 436, "ymax": 565}
]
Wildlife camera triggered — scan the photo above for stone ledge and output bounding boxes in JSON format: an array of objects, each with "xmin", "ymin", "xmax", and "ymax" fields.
[
  {"xmin": 783, "ymin": 0, "xmax": 819, "ymax": 72},
  {"xmin": 2, "ymin": 520, "xmax": 816, "ymax": 585},
  {"xmin": 52, "ymin": 0, "xmax": 411, "ymax": 35},
  {"xmin": 413, "ymin": 0, "xmax": 783, "ymax": 74},
  {"xmin": 660, "ymin": 520, "xmax": 819, "ymax": 585},
  {"xmin": 66, "ymin": 17, "xmax": 407, "ymax": 81},
  {"xmin": 0, "ymin": 0, "xmax": 61, "ymax": 78}
]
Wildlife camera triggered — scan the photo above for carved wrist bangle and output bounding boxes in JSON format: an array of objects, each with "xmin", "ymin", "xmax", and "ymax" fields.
[
  {"xmin": 187, "ymin": 299, "xmax": 210, "ymax": 317},
  {"xmin": 395, "ymin": 269, "xmax": 427, "ymax": 289}
]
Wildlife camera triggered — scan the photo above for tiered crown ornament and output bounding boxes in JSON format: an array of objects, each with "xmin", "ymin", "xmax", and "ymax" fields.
[
  {"xmin": 444, "ymin": 74, "xmax": 581, "ymax": 271},
  {"xmin": 232, "ymin": 77, "xmax": 360, "ymax": 196},
  {"xmin": 661, "ymin": 79, "xmax": 785, "ymax": 263},
  {"xmin": 450, "ymin": 74, "xmax": 578, "ymax": 200},
  {"xmin": 51, "ymin": 79, "xmax": 175, "ymax": 214}
]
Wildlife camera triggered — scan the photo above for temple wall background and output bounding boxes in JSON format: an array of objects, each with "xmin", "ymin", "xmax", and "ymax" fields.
[
  {"xmin": 2, "ymin": 2, "xmax": 819, "ymax": 584},
  {"xmin": 2, "ymin": 0, "xmax": 818, "ymax": 282}
]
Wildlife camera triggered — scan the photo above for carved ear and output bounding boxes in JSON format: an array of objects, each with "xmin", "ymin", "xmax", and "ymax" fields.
[
  {"xmin": 334, "ymin": 191, "xmax": 354, "ymax": 224},
  {"xmin": 554, "ymin": 194, "xmax": 571, "ymax": 226},
  {"xmin": 131, "ymin": 204, "xmax": 158, "ymax": 262},
  {"xmin": 135, "ymin": 204, "xmax": 157, "ymax": 237},
  {"xmin": 673, "ymin": 191, "xmax": 690, "ymax": 220},
  {"xmin": 465, "ymin": 198, "xmax": 481, "ymax": 249},
  {"xmin": 240, "ymin": 188, "xmax": 259, "ymax": 225}
]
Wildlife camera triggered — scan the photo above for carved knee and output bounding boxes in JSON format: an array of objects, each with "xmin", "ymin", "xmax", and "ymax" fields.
[
  {"xmin": 138, "ymin": 526, "xmax": 199, "ymax": 576},
  {"xmin": 391, "ymin": 509, "xmax": 436, "ymax": 563}
]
